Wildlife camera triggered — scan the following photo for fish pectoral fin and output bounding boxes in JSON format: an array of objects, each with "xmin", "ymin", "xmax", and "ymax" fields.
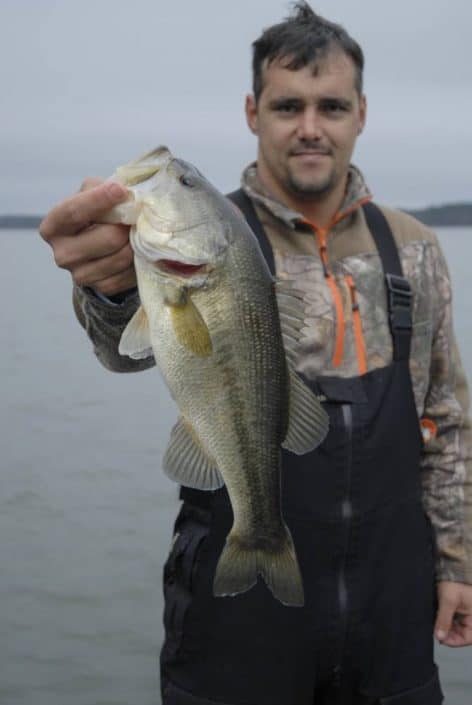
[
  {"xmin": 169, "ymin": 299, "xmax": 212, "ymax": 358},
  {"xmin": 282, "ymin": 370, "xmax": 329, "ymax": 455},
  {"xmin": 118, "ymin": 305, "xmax": 153, "ymax": 360},
  {"xmin": 279, "ymin": 283, "xmax": 329, "ymax": 454},
  {"xmin": 163, "ymin": 417, "xmax": 224, "ymax": 490}
]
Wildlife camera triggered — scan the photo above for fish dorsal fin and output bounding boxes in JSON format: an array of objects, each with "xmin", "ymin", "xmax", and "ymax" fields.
[
  {"xmin": 275, "ymin": 278, "xmax": 329, "ymax": 452},
  {"xmin": 282, "ymin": 371, "xmax": 329, "ymax": 455},
  {"xmin": 118, "ymin": 305, "xmax": 153, "ymax": 360},
  {"xmin": 163, "ymin": 417, "xmax": 225, "ymax": 490},
  {"xmin": 275, "ymin": 279, "xmax": 306, "ymax": 365},
  {"xmin": 169, "ymin": 298, "xmax": 213, "ymax": 358}
]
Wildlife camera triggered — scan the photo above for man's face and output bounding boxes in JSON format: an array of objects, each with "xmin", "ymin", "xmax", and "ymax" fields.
[{"xmin": 245, "ymin": 51, "xmax": 366, "ymax": 205}]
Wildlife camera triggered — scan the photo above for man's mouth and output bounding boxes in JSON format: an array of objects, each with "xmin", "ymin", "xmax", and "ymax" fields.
[{"xmin": 291, "ymin": 149, "xmax": 331, "ymax": 157}]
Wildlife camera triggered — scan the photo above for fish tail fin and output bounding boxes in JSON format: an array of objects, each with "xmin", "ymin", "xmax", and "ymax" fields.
[{"xmin": 213, "ymin": 526, "xmax": 304, "ymax": 607}]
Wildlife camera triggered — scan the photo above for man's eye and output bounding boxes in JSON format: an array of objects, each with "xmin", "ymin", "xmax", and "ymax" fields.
[
  {"xmin": 275, "ymin": 103, "xmax": 300, "ymax": 113},
  {"xmin": 322, "ymin": 102, "xmax": 347, "ymax": 114}
]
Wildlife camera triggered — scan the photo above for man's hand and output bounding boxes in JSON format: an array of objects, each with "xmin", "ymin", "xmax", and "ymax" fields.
[
  {"xmin": 435, "ymin": 581, "xmax": 472, "ymax": 647},
  {"xmin": 39, "ymin": 178, "xmax": 137, "ymax": 296}
]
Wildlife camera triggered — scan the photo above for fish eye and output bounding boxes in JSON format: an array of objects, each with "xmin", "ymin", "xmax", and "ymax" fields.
[{"xmin": 180, "ymin": 174, "xmax": 195, "ymax": 188}]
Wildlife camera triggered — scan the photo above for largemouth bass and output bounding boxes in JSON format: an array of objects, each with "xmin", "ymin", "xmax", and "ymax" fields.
[{"xmin": 103, "ymin": 146, "xmax": 329, "ymax": 607}]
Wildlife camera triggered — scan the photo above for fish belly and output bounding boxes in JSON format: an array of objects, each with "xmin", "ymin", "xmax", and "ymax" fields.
[{"xmin": 139, "ymin": 263, "xmax": 304, "ymax": 606}]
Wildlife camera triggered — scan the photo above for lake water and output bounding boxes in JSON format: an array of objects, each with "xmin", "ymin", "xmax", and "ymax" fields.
[{"xmin": 1, "ymin": 227, "xmax": 471, "ymax": 705}]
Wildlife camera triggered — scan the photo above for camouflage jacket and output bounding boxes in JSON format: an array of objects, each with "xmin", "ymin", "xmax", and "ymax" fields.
[{"xmin": 73, "ymin": 164, "xmax": 472, "ymax": 585}]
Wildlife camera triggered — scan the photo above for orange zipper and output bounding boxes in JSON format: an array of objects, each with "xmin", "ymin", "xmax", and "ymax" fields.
[{"xmin": 300, "ymin": 195, "xmax": 372, "ymax": 370}]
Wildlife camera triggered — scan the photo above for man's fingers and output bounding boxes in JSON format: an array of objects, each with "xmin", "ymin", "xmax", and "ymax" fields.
[
  {"xmin": 72, "ymin": 242, "xmax": 134, "ymax": 287},
  {"xmin": 436, "ymin": 581, "xmax": 472, "ymax": 647},
  {"xmin": 39, "ymin": 181, "xmax": 128, "ymax": 242},
  {"xmin": 52, "ymin": 224, "xmax": 130, "ymax": 269},
  {"xmin": 435, "ymin": 595, "xmax": 456, "ymax": 642},
  {"xmin": 440, "ymin": 631, "xmax": 464, "ymax": 647},
  {"xmin": 91, "ymin": 266, "xmax": 138, "ymax": 297},
  {"xmin": 440, "ymin": 615, "xmax": 472, "ymax": 647}
]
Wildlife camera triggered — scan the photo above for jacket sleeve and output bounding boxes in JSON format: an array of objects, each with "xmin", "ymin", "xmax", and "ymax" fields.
[
  {"xmin": 73, "ymin": 284, "xmax": 155, "ymax": 373},
  {"xmin": 419, "ymin": 242, "xmax": 472, "ymax": 584}
]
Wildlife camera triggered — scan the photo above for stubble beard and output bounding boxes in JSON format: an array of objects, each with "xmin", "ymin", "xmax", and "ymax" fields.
[{"xmin": 286, "ymin": 166, "xmax": 337, "ymax": 202}]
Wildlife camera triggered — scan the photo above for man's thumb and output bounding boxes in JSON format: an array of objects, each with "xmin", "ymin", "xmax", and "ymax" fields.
[{"xmin": 435, "ymin": 595, "xmax": 456, "ymax": 641}]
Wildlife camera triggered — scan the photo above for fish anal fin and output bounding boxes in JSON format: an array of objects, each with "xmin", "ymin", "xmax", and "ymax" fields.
[
  {"xmin": 118, "ymin": 305, "xmax": 153, "ymax": 359},
  {"xmin": 169, "ymin": 299, "xmax": 212, "ymax": 357},
  {"xmin": 163, "ymin": 417, "xmax": 224, "ymax": 490},
  {"xmin": 282, "ymin": 371, "xmax": 329, "ymax": 455}
]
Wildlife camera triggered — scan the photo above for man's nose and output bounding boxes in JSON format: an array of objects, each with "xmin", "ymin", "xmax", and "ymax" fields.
[{"xmin": 296, "ymin": 107, "xmax": 323, "ymax": 141}]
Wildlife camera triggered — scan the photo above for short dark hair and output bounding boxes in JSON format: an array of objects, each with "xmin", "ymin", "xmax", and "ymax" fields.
[{"xmin": 252, "ymin": 2, "xmax": 364, "ymax": 102}]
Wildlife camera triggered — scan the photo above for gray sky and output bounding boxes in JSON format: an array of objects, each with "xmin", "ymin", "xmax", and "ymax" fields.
[{"xmin": 2, "ymin": 0, "xmax": 471, "ymax": 213}]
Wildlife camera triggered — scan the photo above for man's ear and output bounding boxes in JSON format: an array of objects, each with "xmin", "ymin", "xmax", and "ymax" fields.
[{"xmin": 245, "ymin": 94, "xmax": 259, "ymax": 135}]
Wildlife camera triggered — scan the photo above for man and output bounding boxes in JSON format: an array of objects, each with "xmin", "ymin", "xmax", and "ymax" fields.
[{"xmin": 40, "ymin": 4, "xmax": 472, "ymax": 704}]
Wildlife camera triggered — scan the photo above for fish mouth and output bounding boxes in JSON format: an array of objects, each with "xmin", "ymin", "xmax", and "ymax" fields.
[{"xmin": 154, "ymin": 259, "xmax": 210, "ymax": 278}]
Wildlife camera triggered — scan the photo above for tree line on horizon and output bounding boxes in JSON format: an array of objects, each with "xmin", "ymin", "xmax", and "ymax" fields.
[{"xmin": 1, "ymin": 203, "xmax": 472, "ymax": 230}]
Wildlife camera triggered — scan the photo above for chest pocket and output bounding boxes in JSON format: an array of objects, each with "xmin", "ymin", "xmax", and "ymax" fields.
[{"xmin": 162, "ymin": 504, "xmax": 210, "ymax": 661}]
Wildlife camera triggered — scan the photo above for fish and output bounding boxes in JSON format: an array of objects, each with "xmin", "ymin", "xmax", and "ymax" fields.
[{"xmin": 102, "ymin": 146, "xmax": 329, "ymax": 607}]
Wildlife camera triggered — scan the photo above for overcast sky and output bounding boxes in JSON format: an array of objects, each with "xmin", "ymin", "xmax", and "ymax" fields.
[{"xmin": 2, "ymin": 0, "xmax": 471, "ymax": 213}]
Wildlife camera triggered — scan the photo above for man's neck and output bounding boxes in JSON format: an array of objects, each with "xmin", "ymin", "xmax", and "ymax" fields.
[{"xmin": 256, "ymin": 167, "xmax": 348, "ymax": 230}]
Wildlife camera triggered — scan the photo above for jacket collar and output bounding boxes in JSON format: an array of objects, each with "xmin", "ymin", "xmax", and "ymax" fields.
[{"xmin": 241, "ymin": 163, "xmax": 372, "ymax": 232}]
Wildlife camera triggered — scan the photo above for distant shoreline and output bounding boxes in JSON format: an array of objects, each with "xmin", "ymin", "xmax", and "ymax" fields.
[
  {"xmin": 1, "ymin": 215, "xmax": 44, "ymax": 229},
  {"xmin": 2, "ymin": 203, "xmax": 472, "ymax": 229},
  {"xmin": 403, "ymin": 203, "xmax": 472, "ymax": 227}
]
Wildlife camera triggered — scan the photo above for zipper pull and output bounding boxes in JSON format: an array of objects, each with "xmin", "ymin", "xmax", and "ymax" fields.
[
  {"xmin": 315, "ymin": 228, "xmax": 331, "ymax": 277},
  {"xmin": 346, "ymin": 275, "xmax": 359, "ymax": 311},
  {"xmin": 345, "ymin": 274, "xmax": 368, "ymax": 376}
]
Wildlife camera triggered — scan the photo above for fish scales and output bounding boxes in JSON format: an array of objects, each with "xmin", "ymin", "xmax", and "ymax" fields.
[
  {"xmin": 103, "ymin": 146, "xmax": 329, "ymax": 606},
  {"xmin": 156, "ymin": 252, "xmax": 286, "ymax": 539}
]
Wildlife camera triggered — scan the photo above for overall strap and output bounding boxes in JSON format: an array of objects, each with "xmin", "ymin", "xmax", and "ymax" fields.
[
  {"xmin": 362, "ymin": 202, "xmax": 413, "ymax": 362},
  {"xmin": 226, "ymin": 189, "xmax": 276, "ymax": 276}
]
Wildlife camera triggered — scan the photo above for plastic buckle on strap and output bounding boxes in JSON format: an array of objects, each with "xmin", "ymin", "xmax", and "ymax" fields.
[{"xmin": 385, "ymin": 273, "xmax": 413, "ymax": 331}]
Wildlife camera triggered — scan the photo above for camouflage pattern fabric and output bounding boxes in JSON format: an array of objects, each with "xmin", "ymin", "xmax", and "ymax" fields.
[{"xmin": 73, "ymin": 163, "xmax": 472, "ymax": 584}]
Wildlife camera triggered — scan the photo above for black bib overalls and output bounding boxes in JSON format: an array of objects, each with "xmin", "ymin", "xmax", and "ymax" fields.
[{"xmin": 160, "ymin": 194, "xmax": 444, "ymax": 705}]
